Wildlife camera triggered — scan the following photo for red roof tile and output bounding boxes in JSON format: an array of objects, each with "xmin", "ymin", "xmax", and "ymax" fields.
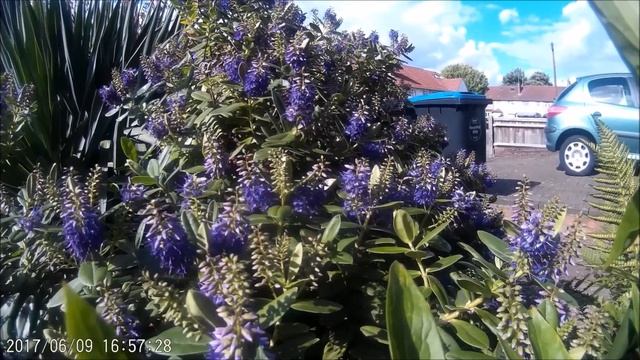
[
  {"xmin": 486, "ymin": 85, "xmax": 566, "ymax": 102},
  {"xmin": 395, "ymin": 65, "xmax": 464, "ymax": 92}
]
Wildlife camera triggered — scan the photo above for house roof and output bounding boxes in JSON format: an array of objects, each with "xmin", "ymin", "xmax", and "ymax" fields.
[
  {"xmin": 486, "ymin": 85, "xmax": 566, "ymax": 102},
  {"xmin": 395, "ymin": 65, "xmax": 464, "ymax": 91}
]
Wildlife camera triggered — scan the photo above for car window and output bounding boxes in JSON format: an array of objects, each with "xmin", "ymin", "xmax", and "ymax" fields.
[
  {"xmin": 556, "ymin": 81, "xmax": 577, "ymax": 101},
  {"xmin": 588, "ymin": 77, "xmax": 634, "ymax": 107}
]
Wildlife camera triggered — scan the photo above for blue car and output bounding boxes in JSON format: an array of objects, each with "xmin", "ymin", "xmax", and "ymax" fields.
[{"xmin": 545, "ymin": 73, "xmax": 639, "ymax": 176}]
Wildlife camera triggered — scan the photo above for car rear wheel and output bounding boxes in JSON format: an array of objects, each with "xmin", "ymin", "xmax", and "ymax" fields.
[{"xmin": 559, "ymin": 135, "xmax": 595, "ymax": 176}]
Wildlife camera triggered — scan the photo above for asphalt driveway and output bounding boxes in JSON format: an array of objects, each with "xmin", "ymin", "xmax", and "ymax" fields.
[{"xmin": 486, "ymin": 148, "xmax": 596, "ymax": 213}]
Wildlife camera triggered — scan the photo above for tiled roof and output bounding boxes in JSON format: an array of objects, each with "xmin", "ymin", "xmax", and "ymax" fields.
[
  {"xmin": 395, "ymin": 65, "xmax": 464, "ymax": 91},
  {"xmin": 486, "ymin": 85, "xmax": 566, "ymax": 102}
]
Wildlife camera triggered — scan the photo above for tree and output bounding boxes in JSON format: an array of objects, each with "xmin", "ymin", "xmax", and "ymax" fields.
[
  {"xmin": 440, "ymin": 63, "xmax": 489, "ymax": 94},
  {"xmin": 526, "ymin": 71, "xmax": 552, "ymax": 86},
  {"xmin": 502, "ymin": 68, "xmax": 527, "ymax": 86}
]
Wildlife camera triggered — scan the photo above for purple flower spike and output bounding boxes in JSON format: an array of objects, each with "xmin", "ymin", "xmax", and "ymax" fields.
[
  {"xmin": 345, "ymin": 108, "xmax": 371, "ymax": 141},
  {"xmin": 285, "ymin": 83, "xmax": 315, "ymax": 127},
  {"xmin": 99, "ymin": 84, "xmax": 122, "ymax": 108},
  {"xmin": 144, "ymin": 200, "xmax": 195, "ymax": 277},
  {"xmin": 61, "ymin": 171, "xmax": 103, "ymax": 261},
  {"xmin": 120, "ymin": 183, "xmax": 146, "ymax": 203},
  {"xmin": 243, "ymin": 61, "xmax": 270, "ymax": 97},
  {"xmin": 209, "ymin": 202, "xmax": 251, "ymax": 255}
]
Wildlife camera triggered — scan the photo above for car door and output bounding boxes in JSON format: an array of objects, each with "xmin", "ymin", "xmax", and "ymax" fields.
[{"xmin": 586, "ymin": 76, "xmax": 640, "ymax": 155}]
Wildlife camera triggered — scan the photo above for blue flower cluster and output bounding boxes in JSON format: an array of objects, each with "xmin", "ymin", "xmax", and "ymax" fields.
[
  {"xmin": 18, "ymin": 206, "xmax": 43, "ymax": 233},
  {"xmin": 207, "ymin": 317, "xmax": 269, "ymax": 360},
  {"xmin": 204, "ymin": 139, "xmax": 229, "ymax": 179},
  {"xmin": 144, "ymin": 111, "xmax": 169, "ymax": 140},
  {"xmin": 451, "ymin": 187, "xmax": 489, "ymax": 227},
  {"xmin": 222, "ymin": 55, "xmax": 244, "ymax": 84},
  {"xmin": 285, "ymin": 82, "xmax": 315, "ymax": 127},
  {"xmin": 340, "ymin": 159, "xmax": 372, "ymax": 219},
  {"xmin": 178, "ymin": 174, "xmax": 209, "ymax": 209},
  {"xmin": 238, "ymin": 160, "xmax": 277, "ymax": 213},
  {"xmin": 291, "ymin": 183, "xmax": 325, "ymax": 216},
  {"xmin": 509, "ymin": 210, "xmax": 558, "ymax": 282},
  {"xmin": 209, "ymin": 201, "xmax": 251, "ymax": 255},
  {"xmin": 408, "ymin": 157, "xmax": 445, "ymax": 207},
  {"xmin": 144, "ymin": 200, "xmax": 195, "ymax": 277},
  {"xmin": 243, "ymin": 60, "xmax": 270, "ymax": 97},
  {"xmin": 120, "ymin": 182, "xmax": 146, "ymax": 203},
  {"xmin": 345, "ymin": 108, "xmax": 371, "ymax": 141},
  {"xmin": 98, "ymin": 85, "xmax": 122, "ymax": 108},
  {"xmin": 60, "ymin": 172, "xmax": 103, "ymax": 261},
  {"xmin": 285, "ymin": 43, "xmax": 307, "ymax": 72}
]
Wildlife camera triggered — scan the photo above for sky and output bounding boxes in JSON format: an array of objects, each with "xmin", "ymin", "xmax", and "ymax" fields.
[{"xmin": 295, "ymin": 0, "xmax": 629, "ymax": 86}]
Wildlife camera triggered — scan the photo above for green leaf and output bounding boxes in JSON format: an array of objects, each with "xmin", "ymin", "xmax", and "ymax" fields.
[
  {"xmin": 606, "ymin": 188, "xmax": 639, "ymax": 265},
  {"xmin": 64, "ymin": 286, "xmax": 128, "ymax": 360},
  {"xmin": 367, "ymin": 246, "xmax": 408, "ymax": 254},
  {"xmin": 264, "ymin": 131, "xmax": 297, "ymax": 147},
  {"xmin": 184, "ymin": 165, "xmax": 206, "ymax": 174},
  {"xmin": 78, "ymin": 262, "xmax": 108, "ymax": 287},
  {"xmin": 631, "ymin": 282, "xmax": 639, "ymax": 333},
  {"xmin": 291, "ymin": 300, "xmax": 343, "ymax": 314},
  {"xmin": 186, "ymin": 290, "xmax": 224, "ymax": 331},
  {"xmin": 393, "ymin": 209, "xmax": 417, "ymax": 245},
  {"xmin": 147, "ymin": 159, "xmax": 160, "ymax": 177},
  {"xmin": 446, "ymin": 350, "xmax": 494, "ymax": 359},
  {"xmin": 332, "ymin": 252, "xmax": 353, "ymax": 265},
  {"xmin": 257, "ymin": 288, "xmax": 299, "ymax": 328},
  {"xmin": 552, "ymin": 207, "xmax": 567, "ymax": 236},
  {"xmin": 427, "ymin": 255, "xmax": 463, "ymax": 273},
  {"xmin": 503, "ymin": 220, "xmax": 520, "ymax": 237},
  {"xmin": 323, "ymin": 205, "xmax": 343, "ymax": 214},
  {"xmin": 372, "ymin": 201, "xmax": 404, "ymax": 210},
  {"xmin": 604, "ymin": 309, "xmax": 630, "ymax": 359},
  {"xmin": 429, "ymin": 275, "xmax": 450, "ymax": 309},
  {"xmin": 131, "ymin": 175, "xmax": 156, "ymax": 185},
  {"xmin": 417, "ymin": 219, "xmax": 451, "ymax": 248},
  {"xmin": 404, "ymin": 250, "xmax": 432, "ymax": 260},
  {"xmin": 477, "ymin": 231, "xmax": 513, "ymax": 262},
  {"xmin": 120, "ymin": 137, "xmax": 137, "ymax": 162},
  {"xmin": 527, "ymin": 307, "xmax": 570, "ymax": 360},
  {"xmin": 48, "ymin": 278, "xmax": 83, "ymax": 308},
  {"xmin": 145, "ymin": 327, "xmax": 211, "ymax": 356},
  {"xmin": 288, "ymin": 243, "xmax": 303, "ymax": 282},
  {"xmin": 475, "ymin": 309, "xmax": 499, "ymax": 335},
  {"xmin": 537, "ymin": 299, "xmax": 559, "ymax": 329},
  {"xmin": 337, "ymin": 236, "xmax": 357, "ymax": 251},
  {"xmin": 498, "ymin": 336, "xmax": 524, "ymax": 360},
  {"xmin": 321, "ymin": 215, "xmax": 341, "ymax": 243},
  {"xmin": 191, "ymin": 91, "xmax": 212, "ymax": 102},
  {"xmin": 386, "ymin": 261, "xmax": 445, "ymax": 360},
  {"xmin": 360, "ymin": 325, "xmax": 389, "ymax": 345},
  {"xmin": 449, "ymin": 320, "xmax": 489, "ymax": 350}
]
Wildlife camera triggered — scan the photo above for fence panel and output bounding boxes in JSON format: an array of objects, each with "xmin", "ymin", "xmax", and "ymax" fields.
[{"xmin": 490, "ymin": 116, "xmax": 547, "ymax": 148}]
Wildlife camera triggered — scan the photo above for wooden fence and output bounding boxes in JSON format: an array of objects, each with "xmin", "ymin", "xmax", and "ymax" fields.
[{"xmin": 486, "ymin": 115, "xmax": 547, "ymax": 157}]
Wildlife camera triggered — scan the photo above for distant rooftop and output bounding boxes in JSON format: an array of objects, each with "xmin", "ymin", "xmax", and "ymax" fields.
[
  {"xmin": 396, "ymin": 65, "xmax": 465, "ymax": 92},
  {"xmin": 486, "ymin": 85, "xmax": 566, "ymax": 102}
]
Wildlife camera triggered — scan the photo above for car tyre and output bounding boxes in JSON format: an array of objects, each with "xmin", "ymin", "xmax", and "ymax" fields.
[{"xmin": 559, "ymin": 135, "xmax": 595, "ymax": 176}]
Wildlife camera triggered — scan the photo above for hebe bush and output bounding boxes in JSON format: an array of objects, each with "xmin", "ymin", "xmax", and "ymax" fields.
[{"xmin": 1, "ymin": 1, "xmax": 637, "ymax": 359}]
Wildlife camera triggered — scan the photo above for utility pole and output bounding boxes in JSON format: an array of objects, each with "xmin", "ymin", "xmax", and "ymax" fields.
[{"xmin": 551, "ymin": 42, "xmax": 558, "ymax": 97}]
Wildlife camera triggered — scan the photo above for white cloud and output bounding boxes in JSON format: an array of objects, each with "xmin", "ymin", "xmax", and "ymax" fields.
[
  {"xmin": 296, "ymin": 1, "xmax": 503, "ymax": 83},
  {"xmin": 499, "ymin": 9, "xmax": 519, "ymax": 24},
  {"xmin": 494, "ymin": 1, "xmax": 627, "ymax": 81}
]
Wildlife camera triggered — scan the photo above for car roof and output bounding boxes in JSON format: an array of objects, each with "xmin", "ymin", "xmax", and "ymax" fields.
[{"xmin": 575, "ymin": 73, "xmax": 632, "ymax": 82}]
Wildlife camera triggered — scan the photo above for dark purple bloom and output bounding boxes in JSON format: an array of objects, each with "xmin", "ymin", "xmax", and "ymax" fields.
[
  {"xmin": 285, "ymin": 45, "xmax": 306, "ymax": 72},
  {"xmin": 61, "ymin": 172, "xmax": 103, "ymax": 261},
  {"xmin": 204, "ymin": 140, "xmax": 229, "ymax": 179},
  {"xmin": 323, "ymin": 8, "xmax": 341, "ymax": 31},
  {"xmin": 166, "ymin": 93, "xmax": 187, "ymax": 112},
  {"xmin": 120, "ymin": 68, "xmax": 138, "ymax": 90},
  {"xmin": 144, "ymin": 110, "xmax": 169, "ymax": 139},
  {"xmin": 18, "ymin": 206, "xmax": 43, "ymax": 233},
  {"xmin": 243, "ymin": 61, "xmax": 270, "ymax": 97},
  {"xmin": 369, "ymin": 31, "xmax": 379, "ymax": 45},
  {"xmin": 285, "ymin": 83, "xmax": 315, "ymax": 126},
  {"xmin": 392, "ymin": 117, "xmax": 412, "ymax": 143},
  {"xmin": 389, "ymin": 29, "xmax": 399, "ymax": 43},
  {"xmin": 341, "ymin": 159, "xmax": 372, "ymax": 218},
  {"xmin": 215, "ymin": 0, "xmax": 231, "ymax": 12},
  {"xmin": 408, "ymin": 157, "xmax": 444, "ymax": 207},
  {"xmin": 99, "ymin": 85, "xmax": 122, "ymax": 108},
  {"xmin": 345, "ymin": 109, "xmax": 370, "ymax": 140},
  {"xmin": 120, "ymin": 183, "xmax": 146, "ymax": 203},
  {"xmin": 209, "ymin": 202, "xmax": 251, "ymax": 255},
  {"xmin": 241, "ymin": 176, "xmax": 277, "ymax": 213},
  {"xmin": 233, "ymin": 25, "xmax": 246, "ymax": 41},
  {"xmin": 222, "ymin": 55, "xmax": 244, "ymax": 84},
  {"xmin": 291, "ymin": 184, "xmax": 325, "ymax": 216},
  {"xmin": 144, "ymin": 201, "xmax": 195, "ymax": 277},
  {"xmin": 509, "ymin": 210, "xmax": 558, "ymax": 282},
  {"xmin": 178, "ymin": 174, "xmax": 209, "ymax": 209},
  {"xmin": 361, "ymin": 142, "xmax": 387, "ymax": 161},
  {"xmin": 207, "ymin": 317, "xmax": 270, "ymax": 360},
  {"xmin": 451, "ymin": 187, "xmax": 488, "ymax": 226}
]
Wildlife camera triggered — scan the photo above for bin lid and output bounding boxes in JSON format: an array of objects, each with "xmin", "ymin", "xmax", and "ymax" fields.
[{"xmin": 409, "ymin": 91, "xmax": 492, "ymax": 106}]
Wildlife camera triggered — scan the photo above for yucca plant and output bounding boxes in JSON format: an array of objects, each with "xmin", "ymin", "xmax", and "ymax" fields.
[{"xmin": 0, "ymin": 0, "xmax": 180, "ymax": 186}]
